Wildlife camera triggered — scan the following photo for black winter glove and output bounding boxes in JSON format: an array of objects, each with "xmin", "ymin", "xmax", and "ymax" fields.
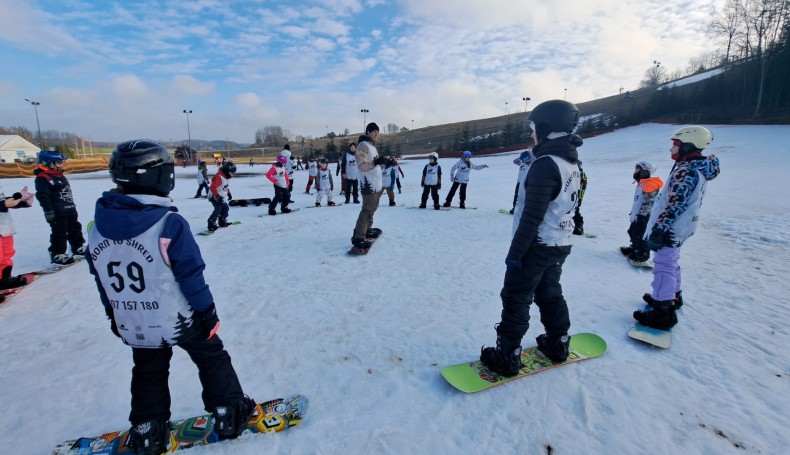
[
  {"xmin": 105, "ymin": 306, "xmax": 121, "ymax": 338},
  {"xmin": 45, "ymin": 211, "xmax": 56, "ymax": 224},
  {"xmin": 505, "ymin": 249, "xmax": 525, "ymax": 270},
  {"xmin": 373, "ymin": 156, "xmax": 390, "ymax": 166},
  {"xmin": 195, "ymin": 305, "xmax": 220, "ymax": 340},
  {"xmin": 647, "ymin": 228, "xmax": 673, "ymax": 252}
]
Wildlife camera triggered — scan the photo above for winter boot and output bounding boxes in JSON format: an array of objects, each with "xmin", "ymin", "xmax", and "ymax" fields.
[
  {"xmin": 268, "ymin": 208, "xmax": 277, "ymax": 216},
  {"xmin": 434, "ymin": 204, "xmax": 440, "ymax": 210},
  {"xmin": 443, "ymin": 201, "xmax": 450, "ymax": 207},
  {"xmin": 351, "ymin": 237, "xmax": 371, "ymax": 249},
  {"xmin": 207, "ymin": 220, "xmax": 218, "ymax": 232},
  {"xmin": 51, "ymin": 253, "xmax": 75, "ymax": 265},
  {"xmin": 633, "ymin": 300, "xmax": 678, "ymax": 330},
  {"xmin": 129, "ymin": 419, "xmax": 170, "ymax": 455},
  {"xmin": 419, "ymin": 203, "xmax": 426, "ymax": 209},
  {"xmin": 366, "ymin": 228, "xmax": 382, "ymax": 239},
  {"xmin": 536, "ymin": 334, "xmax": 571, "ymax": 363},
  {"xmin": 389, "ymin": 201, "xmax": 396, "ymax": 206},
  {"xmin": 619, "ymin": 246, "xmax": 634, "ymax": 257},
  {"xmin": 459, "ymin": 202, "xmax": 465, "ymax": 209},
  {"xmin": 73, "ymin": 244, "xmax": 87, "ymax": 256},
  {"xmin": 480, "ymin": 331, "xmax": 523, "ymax": 377},
  {"xmin": 281, "ymin": 207, "xmax": 292, "ymax": 214},
  {"xmin": 642, "ymin": 291, "xmax": 683, "ymax": 311},
  {"xmin": 213, "ymin": 396, "xmax": 256, "ymax": 440},
  {"xmin": 0, "ymin": 266, "xmax": 27, "ymax": 290}
]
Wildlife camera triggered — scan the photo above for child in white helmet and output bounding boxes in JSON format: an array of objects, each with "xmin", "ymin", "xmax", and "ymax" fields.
[
  {"xmin": 419, "ymin": 153, "xmax": 442, "ymax": 210},
  {"xmin": 620, "ymin": 161, "xmax": 664, "ymax": 264}
]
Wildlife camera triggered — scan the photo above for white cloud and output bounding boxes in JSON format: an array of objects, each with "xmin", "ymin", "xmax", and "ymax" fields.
[
  {"xmin": 234, "ymin": 93, "xmax": 262, "ymax": 109},
  {"xmin": 171, "ymin": 75, "xmax": 215, "ymax": 96},
  {"xmin": 111, "ymin": 75, "xmax": 151, "ymax": 99}
]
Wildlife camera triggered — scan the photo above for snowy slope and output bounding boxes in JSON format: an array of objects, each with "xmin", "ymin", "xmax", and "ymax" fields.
[{"xmin": 0, "ymin": 124, "xmax": 788, "ymax": 454}]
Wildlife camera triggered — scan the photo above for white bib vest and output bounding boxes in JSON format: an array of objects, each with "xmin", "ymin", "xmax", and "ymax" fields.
[{"xmin": 88, "ymin": 213, "xmax": 194, "ymax": 348}]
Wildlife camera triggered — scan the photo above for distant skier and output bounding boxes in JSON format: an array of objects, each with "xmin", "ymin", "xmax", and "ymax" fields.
[
  {"xmin": 443, "ymin": 150, "xmax": 488, "ymax": 208},
  {"xmin": 34, "ymin": 151, "xmax": 87, "ymax": 265},
  {"xmin": 509, "ymin": 150, "xmax": 535, "ymax": 214},
  {"xmin": 86, "ymin": 140, "xmax": 256, "ymax": 454},
  {"xmin": 480, "ymin": 100, "xmax": 582, "ymax": 377},
  {"xmin": 341, "ymin": 142, "xmax": 360, "ymax": 204},
  {"xmin": 419, "ymin": 152, "xmax": 442, "ymax": 210},
  {"xmin": 207, "ymin": 161, "xmax": 236, "ymax": 232},
  {"xmin": 266, "ymin": 155, "xmax": 292, "ymax": 215},
  {"xmin": 620, "ymin": 161, "xmax": 663, "ymax": 264},
  {"xmin": 305, "ymin": 158, "xmax": 318, "ymax": 193},
  {"xmin": 314, "ymin": 158, "xmax": 335, "ymax": 206},
  {"xmin": 634, "ymin": 126, "xmax": 720, "ymax": 330},
  {"xmin": 194, "ymin": 160, "xmax": 209, "ymax": 198}
]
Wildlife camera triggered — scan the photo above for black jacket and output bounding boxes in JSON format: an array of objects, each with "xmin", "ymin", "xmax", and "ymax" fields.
[{"xmin": 34, "ymin": 167, "xmax": 78, "ymax": 218}]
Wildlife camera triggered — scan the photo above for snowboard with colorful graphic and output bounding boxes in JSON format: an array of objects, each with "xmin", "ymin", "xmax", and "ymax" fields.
[
  {"xmin": 197, "ymin": 221, "xmax": 241, "ymax": 235},
  {"xmin": 440, "ymin": 333, "xmax": 607, "ymax": 393},
  {"xmin": 50, "ymin": 394, "xmax": 308, "ymax": 454}
]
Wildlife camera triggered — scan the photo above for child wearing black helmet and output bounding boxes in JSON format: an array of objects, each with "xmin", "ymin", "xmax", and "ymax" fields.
[
  {"xmin": 481, "ymin": 100, "xmax": 582, "ymax": 377},
  {"xmin": 34, "ymin": 151, "xmax": 87, "ymax": 265},
  {"xmin": 207, "ymin": 161, "xmax": 236, "ymax": 231},
  {"xmin": 85, "ymin": 139, "xmax": 256, "ymax": 454}
]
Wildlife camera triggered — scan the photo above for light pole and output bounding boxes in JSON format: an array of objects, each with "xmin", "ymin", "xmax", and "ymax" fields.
[
  {"xmin": 522, "ymin": 97, "xmax": 530, "ymax": 113},
  {"xmin": 182, "ymin": 109, "xmax": 192, "ymax": 162},
  {"xmin": 564, "ymin": 89, "xmax": 567, "ymax": 100},
  {"xmin": 505, "ymin": 101, "xmax": 508, "ymax": 115},
  {"xmin": 361, "ymin": 109, "xmax": 369, "ymax": 132},
  {"xmin": 24, "ymin": 99, "xmax": 42, "ymax": 147}
]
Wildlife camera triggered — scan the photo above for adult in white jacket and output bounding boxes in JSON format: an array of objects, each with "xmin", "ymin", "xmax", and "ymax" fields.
[{"xmin": 351, "ymin": 123, "xmax": 390, "ymax": 248}]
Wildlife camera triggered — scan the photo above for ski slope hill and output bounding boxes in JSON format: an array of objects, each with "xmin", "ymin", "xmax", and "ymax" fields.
[{"xmin": 0, "ymin": 123, "xmax": 787, "ymax": 454}]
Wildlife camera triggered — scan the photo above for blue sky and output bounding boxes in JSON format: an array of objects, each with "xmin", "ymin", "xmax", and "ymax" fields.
[{"xmin": 1, "ymin": 0, "xmax": 723, "ymax": 144}]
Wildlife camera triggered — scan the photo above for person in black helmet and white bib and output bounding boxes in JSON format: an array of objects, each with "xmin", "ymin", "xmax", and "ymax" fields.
[
  {"xmin": 481, "ymin": 100, "xmax": 583, "ymax": 377},
  {"xmin": 85, "ymin": 140, "xmax": 256, "ymax": 454}
]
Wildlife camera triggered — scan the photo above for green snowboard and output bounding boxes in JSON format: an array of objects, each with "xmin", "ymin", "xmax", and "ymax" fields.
[{"xmin": 440, "ymin": 333, "xmax": 606, "ymax": 393}]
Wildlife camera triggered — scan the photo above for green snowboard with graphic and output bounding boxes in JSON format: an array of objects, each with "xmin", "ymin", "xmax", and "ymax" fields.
[{"xmin": 440, "ymin": 333, "xmax": 606, "ymax": 393}]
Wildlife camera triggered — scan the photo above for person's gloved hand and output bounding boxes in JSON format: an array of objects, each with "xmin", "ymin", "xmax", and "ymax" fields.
[
  {"xmin": 195, "ymin": 305, "xmax": 220, "ymax": 340},
  {"xmin": 647, "ymin": 229, "xmax": 673, "ymax": 251}
]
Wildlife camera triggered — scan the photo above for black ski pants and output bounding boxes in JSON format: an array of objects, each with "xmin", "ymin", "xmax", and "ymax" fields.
[
  {"xmin": 208, "ymin": 198, "xmax": 229, "ymax": 223},
  {"xmin": 344, "ymin": 179, "xmax": 359, "ymax": 203},
  {"xmin": 49, "ymin": 214, "xmax": 85, "ymax": 255},
  {"xmin": 420, "ymin": 185, "xmax": 440, "ymax": 206},
  {"xmin": 129, "ymin": 335, "xmax": 244, "ymax": 424},
  {"xmin": 269, "ymin": 185, "xmax": 290, "ymax": 211},
  {"xmin": 627, "ymin": 215, "xmax": 650, "ymax": 258},
  {"xmin": 497, "ymin": 245, "xmax": 572, "ymax": 347},
  {"xmin": 444, "ymin": 182, "xmax": 467, "ymax": 205}
]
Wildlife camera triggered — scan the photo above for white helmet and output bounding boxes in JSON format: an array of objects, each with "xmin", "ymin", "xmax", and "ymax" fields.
[
  {"xmin": 429, "ymin": 152, "xmax": 439, "ymax": 161},
  {"xmin": 671, "ymin": 126, "xmax": 713, "ymax": 150},
  {"xmin": 635, "ymin": 161, "xmax": 656, "ymax": 176}
]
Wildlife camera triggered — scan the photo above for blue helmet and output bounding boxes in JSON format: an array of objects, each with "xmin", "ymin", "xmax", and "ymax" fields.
[
  {"xmin": 463, "ymin": 151, "xmax": 472, "ymax": 159},
  {"xmin": 37, "ymin": 151, "xmax": 66, "ymax": 167}
]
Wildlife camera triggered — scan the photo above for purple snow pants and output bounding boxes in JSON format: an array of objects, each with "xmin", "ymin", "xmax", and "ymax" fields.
[{"xmin": 651, "ymin": 247, "xmax": 681, "ymax": 301}]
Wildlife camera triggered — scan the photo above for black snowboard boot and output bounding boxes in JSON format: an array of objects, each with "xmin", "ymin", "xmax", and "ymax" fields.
[
  {"xmin": 419, "ymin": 203, "xmax": 426, "ymax": 209},
  {"xmin": 218, "ymin": 218, "xmax": 231, "ymax": 227},
  {"xmin": 351, "ymin": 237, "xmax": 371, "ymax": 249},
  {"xmin": 536, "ymin": 334, "xmax": 571, "ymax": 363},
  {"xmin": 434, "ymin": 204, "xmax": 441, "ymax": 210},
  {"xmin": 213, "ymin": 396, "xmax": 256, "ymax": 440},
  {"xmin": 328, "ymin": 201, "xmax": 336, "ymax": 206},
  {"xmin": 281, "ymin": 207, "xmax": 292, "ymax": 214},
  {"xmin": 480, "ymin": 343, "xmax": 523, "ymax": 377},
  {"xmin": 0, "ymin": 266, "xmax": 27, "ymax": 290},
  {"xmin": 366, "ymin": 228, "xmax": 382, "ymax": 239},
  {"xmin": 620, "ymin": 246, "xmax": 633, "ymax": 257},
  {"xmin": 51, "ymin": 253, "xmax": 75, "ymax": 265},
  {"xmin": 207, "ymin": 220, "xmax": 218, "ymax": 232},
  {"xmin": 633, "ymin": 300, "xmax": 678, "ymax": 330},
  {"xmin": 642, "ymin": 291, "xmax": 684, "ymax": 311},
  {"xmin": 459, "ymin": 202, "xmax": 465, "ymax": 209},
  {"xmin": 129, "ymin": 419, "xmax": 170, "ymax": 455},
  {"xmin": 268, "ymin": 208, "xmax": 277, "ymax": 216}
]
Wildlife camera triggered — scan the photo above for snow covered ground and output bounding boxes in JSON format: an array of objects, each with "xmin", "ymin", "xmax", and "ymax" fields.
[{"xmin": 0, "ymin": 123, "xmax": 788, "ymax": 454}]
